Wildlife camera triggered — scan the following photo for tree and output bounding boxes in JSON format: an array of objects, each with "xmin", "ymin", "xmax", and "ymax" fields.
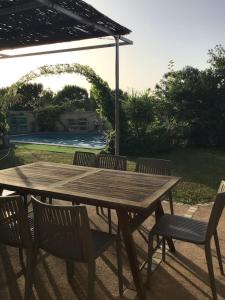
[
  {"xmin": 0, "ymin": 86, "xmax": 20, "ymax": 112},
  {"xmin": 53, "ymin": 85, "xmax": 91, "ymax": 110},
  {"xmin": 208, "ymin": 45, "xmax": 225, "ymax": 80},
  {"xmin": 0, "ymin": 111, "xmax": 8, "ymax": 135},
  {"xmin": 155, "ymin": 65, "xmax": 225, "ymax": 146},
  {"xmin": 124, "ymin": 91, "xmax": 154, "ymax": 137},
  {"xmin": 14, "ymin": 83, "xmax": 45, "ymax": 110},
  {"xmin": 208, "ymin": 45, "xmax": 225, "ymax": 104},
  {"xmin": 37, "ymin": 105, "xmax": 63, "ymax": 132}
]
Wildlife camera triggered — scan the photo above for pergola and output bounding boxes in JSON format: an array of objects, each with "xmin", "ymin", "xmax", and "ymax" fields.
[{"xmin": 0, "ymin": 0, "xmax": 133, "ymax": 154}]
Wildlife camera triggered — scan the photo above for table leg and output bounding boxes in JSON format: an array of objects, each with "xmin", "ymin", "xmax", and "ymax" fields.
[
  {"xmin": 117, "ymin": 209, "xmax": 146, "ymax": 300},
  {"xmin": 155, "ymin": 201, "xmax": 176, "ymax": 252}
]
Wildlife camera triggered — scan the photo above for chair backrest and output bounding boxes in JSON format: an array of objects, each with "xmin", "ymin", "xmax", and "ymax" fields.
[
  {"xmin": 96, "ymin": 154, "xmax": 127, "ymax": 171},
  {"xmin": 73, "ymin": 151, "xmax": 96, "ymax": 167},
  {"xmin": 135, "ymin": 157, "xmax": 172, "ymax": 176},
  {"xmin": 32, "ymin": 197, "xmax": 93, "ymax": 262},
  {"xmin": 0, "ymin": 195, "xmax": 32, "ymax": 248},
  {"xmin": 206, "ymin": 180, "xmax": 225, "ymax": 240}
]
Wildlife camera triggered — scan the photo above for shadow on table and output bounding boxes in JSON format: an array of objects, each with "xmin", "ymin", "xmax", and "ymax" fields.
[{"xmin": 0, "ymin": 147, "xmax": 24, "ymax": 170}]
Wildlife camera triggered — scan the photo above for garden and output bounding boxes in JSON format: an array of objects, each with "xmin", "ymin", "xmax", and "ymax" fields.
[{"xmin": 1, "ymin": 44, "xmax": 225, "ymax": 205}]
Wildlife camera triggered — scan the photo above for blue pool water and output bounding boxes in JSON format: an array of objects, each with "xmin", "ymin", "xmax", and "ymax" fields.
[{"xmin": 10, "ymin": 133, "xmax": 107, "ymax": 149}]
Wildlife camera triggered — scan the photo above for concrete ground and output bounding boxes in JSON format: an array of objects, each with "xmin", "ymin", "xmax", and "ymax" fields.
[{"xmin": 0, "ymin": 202, "xmax": 224, "ymax": 300}]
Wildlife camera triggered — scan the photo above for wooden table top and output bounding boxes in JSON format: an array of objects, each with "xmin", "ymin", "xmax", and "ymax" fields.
[{"xmin": 0, "ymin": 162, "xmax": 181, "ymax": 211}]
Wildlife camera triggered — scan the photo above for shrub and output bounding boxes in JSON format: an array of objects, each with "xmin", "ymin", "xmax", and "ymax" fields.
[
  {"xmin": 36, "ymin": 105, "xmax": 63, "ymax": 132},
  {"xmin": 0, "ymin": 111, "xmax": 9, "ymax": 135},
  {"xmin": 120, "ymin": 129, "xmax": 173, "ymax": 156}
]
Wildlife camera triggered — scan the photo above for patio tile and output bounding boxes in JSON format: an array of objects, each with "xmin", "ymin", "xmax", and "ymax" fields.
[{"xmin": 0, "ymin": 203, "xmax": 224, "ymax": 299}]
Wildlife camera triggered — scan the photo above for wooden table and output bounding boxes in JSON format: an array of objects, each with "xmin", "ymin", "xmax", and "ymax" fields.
[{"xmin": 0, "ymin": 162, "xmax": 181, "ymax": 299}]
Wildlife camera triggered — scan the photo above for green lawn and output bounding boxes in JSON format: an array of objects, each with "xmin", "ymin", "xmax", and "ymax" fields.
[{"xmin": 1, "ymin": 144, "xmax": 225, "ymax": 205}]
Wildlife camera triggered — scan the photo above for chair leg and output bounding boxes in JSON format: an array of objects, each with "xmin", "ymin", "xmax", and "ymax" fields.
[
  {"xmin": 25, "ymin": 248, "xmax": 36, "ymax": 300},
  {"xmin": 108, "ymin": 208, "xmax": 112, "ymax": 234},
  {"xmin": 66, "ymin": 260, "xmax": 74, "ymax": 281},
  {"xmin": 168, "ymin": 191, "xmax": 174, "ymax": 215},
  {"xmin": 205, "ymin": 244, "xmax": 217, "ymax": 300},
  {"xmin": 162, "ymin": 238, "xmax": 166, "ymax": 262},
  {"xmin": 146, "ymin": 234, "xmax": 154, "ymax": 289},
  {"xmin": 87, "ymin": 261, "xmax": 96, "ymax": 300},
  {"xmin": 214, "ymin": 231, "xmax": 224, "ymax": 276},
  {"xmin": 23, "ymin": 195, "xmax": 28, "ymax": 210},
  {"xmin": 19, "ymin": 248, "xmax": 25, "ymax": 270},
  {"xmin": 137, "ymin": 228, "xmax": 149, "ymax": 243},
  {"xmin": 116, "ymin": 236, "xmax": 123, "ymax": 296},
  {"xmin": 96, "ymin": 206, "xmax": 100, "ymax": 215}
]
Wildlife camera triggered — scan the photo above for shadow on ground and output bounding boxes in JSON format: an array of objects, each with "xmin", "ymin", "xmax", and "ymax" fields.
[{"xmin": 0, "ymin": 203, "xmax": 224, "ymax": 299}]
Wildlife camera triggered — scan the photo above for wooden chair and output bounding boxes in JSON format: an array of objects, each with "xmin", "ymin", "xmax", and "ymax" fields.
[
  {"xmin": 73, "ymin": 151, "xmax": 97, "ymax": 167},
  {"xmin": 0, "ymin": 188, "xmax": 32, "ymax": 210},
  {"xmin": 136, "ymin": 157, "xmax": 174, "ymax": 214},
  {"xmin": 30, "ymin": 197, "xmax": 123, "ymax": 300},
  {"xmin": 147, "ymin": 181, "xmax": 225, "ymax": 300},
  {"xmin": 0, "ymin": 195, "xmax": 34, "ymax": 300},
  {"xmin": 96, "ymin": 154, "xmax": 127, "ymax": 233},
  {"xmin": 96, "ymin": 154, "xmax": 127, "ymax": 171}
]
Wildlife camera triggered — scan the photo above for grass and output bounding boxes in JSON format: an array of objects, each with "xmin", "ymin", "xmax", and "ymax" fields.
[
  {"xmin": 14, "ymin": 143, "xmax": 101, "ymax": 154},
  {"xmin": 1, "ymin": 144, "xmax": 225, "ymax": 205}
]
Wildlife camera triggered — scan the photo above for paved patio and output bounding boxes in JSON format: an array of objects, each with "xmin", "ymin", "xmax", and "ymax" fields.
[{"xmin": 0, "ymin": 202, "xmax": 224, "ymax": 300}]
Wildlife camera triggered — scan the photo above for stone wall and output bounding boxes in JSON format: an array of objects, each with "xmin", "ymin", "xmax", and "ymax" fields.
[{"xmin": 8, "ymin": 110, "xmax": 106, "ymax": 134}]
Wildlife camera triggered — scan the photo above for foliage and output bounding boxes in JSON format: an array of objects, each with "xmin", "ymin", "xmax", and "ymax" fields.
[
  {"xmin": 54, "ymin": 85, "xmax": 93, "ymax": 111},
  {"xmin": 17, "ymin": 64, "xmax": 129, "ymax": 148},
  {"xmin": 108, "ymin": 90, "xmax": 157, "ymax": 155},
  {"xmin": 13, "ymin": 83, "xmax": 50, "ymax": 111},
  {"xmin": 18, "ymin": 63, "xmax": 114, "ymax": 124},
  {"xmin": 0, "ymin": 87, "xmax": 16, "ymax": 137},
  {"xmin": 208, "ymin": 44, "xmax": 225, "ymax": 80},
  {"xmin": 0, "ymin": 86, "xmax": 21, "ymax": 112},
  {"xmin": 119, "ymin": 125, "xmax": 173, "ymax": 156},
  {"xmin": 0, "ymin": 111, "xmax": 8, "ymax": 135},
  {"xmin": 124, "ymin": 91, "xmax": 154, "ymax": 137},
  {"xmin": 154, "ymin": 64, "xmax": 225, "ymax": 147},
  {"xmin": 36, "ymin": 105, "xmax": 63, "ymax": 132},
  {"xmin": 4, "ymin": 45, "xmax": 224, "ymax": 155}
]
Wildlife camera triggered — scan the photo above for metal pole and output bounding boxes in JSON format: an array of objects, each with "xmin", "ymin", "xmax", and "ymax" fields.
[{"xmin": 115, "ymin": 36, "xmax": 120, "ymax": 155}]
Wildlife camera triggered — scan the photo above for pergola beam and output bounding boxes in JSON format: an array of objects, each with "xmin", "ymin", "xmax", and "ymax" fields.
[
  {"xmin": 0, "ymin": 2, "xmax": 44, "ymax": 17},
  {"xmin": 35, "ymin": 0, "xmax": 116, "ymax": 36},
  {"xmin": 120, "ymin": 36, "xmax": 133, "ymax": 45},
  {"xmin": 0, "ymin": 40, "xmax": 129, "ymax": 60}
]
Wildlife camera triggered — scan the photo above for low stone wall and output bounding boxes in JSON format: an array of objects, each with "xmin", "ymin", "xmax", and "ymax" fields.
[{"xmin": 8, "ymin": 110, "xmax": 107, "ymax": 134}]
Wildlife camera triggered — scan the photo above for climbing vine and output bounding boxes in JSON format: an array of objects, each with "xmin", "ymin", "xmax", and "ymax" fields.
[{"xmin": 17, "ymin": 63, "xmax": 115, "ymax": 128}]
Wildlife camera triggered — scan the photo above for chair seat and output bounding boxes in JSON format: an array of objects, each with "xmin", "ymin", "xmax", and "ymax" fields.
[
  {"xmin": 151, "ymin": 214, "xmax": 208, "ymax": 244},
  {"xmin": 39, "ymin": 228, "xmax": 116, "ymax": 261}
]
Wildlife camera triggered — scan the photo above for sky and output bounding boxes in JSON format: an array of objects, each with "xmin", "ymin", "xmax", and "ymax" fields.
[{"xmin": 0, "ymin": 0, "xmax": 225, "ymax": 93}]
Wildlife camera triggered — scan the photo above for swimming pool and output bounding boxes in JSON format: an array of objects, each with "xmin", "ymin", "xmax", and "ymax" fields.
[{"xmin": 10, "ymin": 133, "xmax": 107, "ymax": 149}]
